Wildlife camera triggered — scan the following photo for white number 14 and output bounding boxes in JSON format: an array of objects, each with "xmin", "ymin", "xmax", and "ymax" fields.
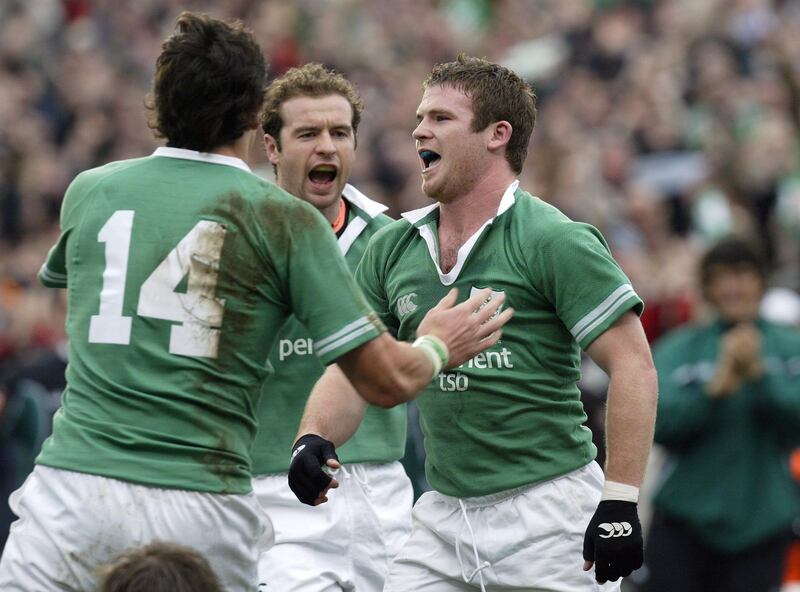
[{"xmin": 88, "ymin": 210, "xmax": 227, "ymax": 358}]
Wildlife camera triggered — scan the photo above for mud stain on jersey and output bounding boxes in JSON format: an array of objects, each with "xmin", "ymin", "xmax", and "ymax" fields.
[
  {"xmin": 200, "ymin": 191, "xmax": 268, "ymax": 359},
  {"xmin": 199, "ymin": 431, "xmax": 240, "ymax": 491}
]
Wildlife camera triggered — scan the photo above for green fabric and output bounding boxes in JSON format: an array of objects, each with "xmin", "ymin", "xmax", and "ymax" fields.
[
  {"xmin": 36, "ymin": 152, "xmax": 383, "ymax": 494},
  {"xmin": 355, "ymin": 185, "xmax": 642, "ymax": 497},
  {"xmin": 653, "ymin": 318, "xmax": 800, "ymax": 553},
  {"xmin": 252, "ymin": 197, "xmax": 407, "ymax": 475}
]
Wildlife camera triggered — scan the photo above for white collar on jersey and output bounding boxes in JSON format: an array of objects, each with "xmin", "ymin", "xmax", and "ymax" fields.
[
  {"xmin": 152, "ymin": 147, "xmax": 252, "ymax": 173},
  {"xmin": 399, "ymin": 180, "xmax": 520, "ymax": 286},
  {"xmin": 342, "ymin": 183, "xmax": 388, "ymax": 218},
  {"xmin": 400, "ymin": 180, "xmax": 519, "ymax": 225},
  {"xmin": 338, "ymin": 184, "xmax": 388, "ymax": 256}
]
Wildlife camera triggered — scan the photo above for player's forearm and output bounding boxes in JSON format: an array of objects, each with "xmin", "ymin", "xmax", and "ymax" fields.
[
  {"xmin": 297, "ymin": 364, "xmax": 368, "ymax": 447},
  {"xmin": 338, "ymin": 333, "xmax": 437, "ymax": 408},
  {"xmin": 603, "ymin": 358, "xmax": 658, "ymax": 487}
]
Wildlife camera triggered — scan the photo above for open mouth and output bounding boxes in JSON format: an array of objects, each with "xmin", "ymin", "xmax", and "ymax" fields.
[
  {"xmin": 419, "ymin": 149, "xmax": 441, "ymax": 172},
  {"xmin": 308, "ymin": 164, "xmax": 338, "ymax": 189}
]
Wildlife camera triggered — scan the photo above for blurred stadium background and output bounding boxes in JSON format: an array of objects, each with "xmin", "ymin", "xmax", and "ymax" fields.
[{"xmin": 1, "ymin": 0, "xmax": 799, "ymax": 589}]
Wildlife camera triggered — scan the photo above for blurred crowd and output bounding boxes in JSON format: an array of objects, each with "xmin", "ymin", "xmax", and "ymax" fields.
[{"xmin": 1, "ymin": 0, "xmax": 800, "ymax": 586}]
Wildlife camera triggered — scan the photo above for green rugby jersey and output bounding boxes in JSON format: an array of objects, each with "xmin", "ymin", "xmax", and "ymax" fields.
[
  {"xmin": 355, "ymin": 181, "xmax": 643, "ymax": 498},
  {"xmin": 251, "ymin": 185, "xmax": 406, "ymax": 475},
  {"xmin": 37, "ymin": 148, "xmax": 384, "ymax": 494}
]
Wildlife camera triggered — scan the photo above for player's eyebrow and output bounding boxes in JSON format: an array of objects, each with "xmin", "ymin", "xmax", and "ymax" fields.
[
  {"xmin": 416, "ymin": 108, "xmax": 454, "ymax": 123},
  {"xmin": 292, "ymin": 125, "xmax": 321, "ymax": 135},
  {"xmin": 292, "ymin": 124, "xmax": 352, "ymax": 135}
]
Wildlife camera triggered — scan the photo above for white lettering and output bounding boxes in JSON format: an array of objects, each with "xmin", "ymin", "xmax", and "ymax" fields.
[
  {"xmin": 461, "ymin": 347, "xmax": 514, "ymax": 370},
  {"xmin": 279, "ymin": 339, "xmax": 292, "ymax": 361},
  {"xmin": 438, "ymin": 372, "xmax": 469, "ymax": 392},
  {"xmin": 294, "ymin": 338, "xmax": 309, "ymax": 356},
  {"xmin": 278, "ymin": 338, "xmax": 314, "ymax": 361}
]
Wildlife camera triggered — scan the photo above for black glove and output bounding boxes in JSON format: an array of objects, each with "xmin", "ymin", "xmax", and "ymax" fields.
[
  {"xmin": 582, "ymin": 500, "xmax": 643, "ymax": 583},
  {"xmin": 288, "ymin": 434, "xmax": 339, "ymax": 506}
]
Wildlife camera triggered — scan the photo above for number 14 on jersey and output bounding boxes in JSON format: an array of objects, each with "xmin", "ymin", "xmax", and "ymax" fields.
[{"xmin": 88, "ymin": 210, "xmax": 227, "ymax": 358}]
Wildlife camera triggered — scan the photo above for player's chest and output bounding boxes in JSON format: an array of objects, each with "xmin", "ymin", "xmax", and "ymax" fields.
[{"xmin": 384, "ymin": 239, "xmax": 530, "ymax": 341}]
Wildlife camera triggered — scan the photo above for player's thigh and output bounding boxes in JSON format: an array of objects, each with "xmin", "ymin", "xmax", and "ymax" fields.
[
  {"xmin": 349, "ymin": 462, "xmax": 413, "ymax": 590},
  {"xmin": 0, "ymin": 466, "xmax": 268, "ymax": 592},
  {"xmin": 487, "ymin": 463, "xmax": 619, "ymax": 591},
  {"xmin": 0, "ymin": 466, "xmax": 122, "ymax": 591},
  {"xmin": 364, "ymin": 462, "xmax": 413, "ymax": 548},
  {"xmin": 383, "ymin": 490, "xmax": 469, "ymax": 591},
  {"xmin": 159, "ymin": 486, "xmax": 271, "ymax": 590},
  {"xmin": 255, "ymin": 473, "xmax": 348, "ymax": 591}
]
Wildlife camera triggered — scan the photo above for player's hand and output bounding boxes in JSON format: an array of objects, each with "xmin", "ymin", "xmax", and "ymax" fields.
[
  {"xmin": 582, "ymin": 500, "xmax": 643, "ymax": 584},
  {"xmin": 417, "ymin": 288, "xmax": 514, "ymax": 369},
  {"xmin": 288, "ymin": 434, "xmax": 341, "ymax": 506}
]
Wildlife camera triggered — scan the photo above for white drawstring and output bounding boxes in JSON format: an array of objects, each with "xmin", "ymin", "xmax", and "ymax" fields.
[
  {"xmin": 336, "ymin": 464, "xmax": 369, "ymax": 487},
  {"xmin": 455, "ymin": 499, "xmax": 491, "ymax": 592}
]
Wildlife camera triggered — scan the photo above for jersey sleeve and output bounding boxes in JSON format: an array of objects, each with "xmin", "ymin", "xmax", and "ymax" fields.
[
  {"xmin": 38, "ymin": 172, "xmax": 89, "ymax": 288},
  {"xmin": 354, "ymin": 231, "xmax": 400, "ymax": 337},
  {"xmin": 271, "ymin": 199, "xmax": 386, "ymax": 365},
  {"xmin": 531, "ymin": 221, "xmax": 643, "ymax": 350}
]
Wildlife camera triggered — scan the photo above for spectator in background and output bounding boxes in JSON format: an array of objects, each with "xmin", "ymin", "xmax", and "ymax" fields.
[
  {"xmin": 646, "ymin": 237, "xmax": 800, "ymax": 592},
  {"xmin": 97, "ymin": 541, "xmax": 223, "ymax": 592}
]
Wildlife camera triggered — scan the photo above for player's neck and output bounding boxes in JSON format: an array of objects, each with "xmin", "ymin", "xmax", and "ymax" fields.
[
  {"xmin": 439, "ymin": 168, "xmax": 515, "ymax": 236},
  {"xmin": 210, "ymin": 129, "xmax": 256, "ymax": 163}
]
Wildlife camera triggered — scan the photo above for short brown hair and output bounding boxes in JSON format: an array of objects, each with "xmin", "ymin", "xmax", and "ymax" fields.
[
  {"xmin": 423, "ymin": 54, "xmax": 537, "ymax": 174},
  {"xmin": 147, "ymin": 12, "xmax": 266, "ymax": 152},
  {"xmin": 98, "ymin": 541, "xmax": 223, "ymax": 592},
  {"xmin": 261, "ymin": 63, "xmax": 364, "ymax": 148}
]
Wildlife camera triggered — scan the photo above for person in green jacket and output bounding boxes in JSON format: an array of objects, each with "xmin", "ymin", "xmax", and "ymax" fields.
[{"xmin": 647, "ymin": 236, "xmax": 800, "ymax": 592}]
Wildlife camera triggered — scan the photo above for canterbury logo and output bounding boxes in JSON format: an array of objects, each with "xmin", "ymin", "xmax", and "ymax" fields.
[
  {"xmin": 598, "ymin": 522, "xmax": 633, "ymax": 538},
  {"xmin": 397, "ymin": 293, "xmax": 419, "ymax": 318}
]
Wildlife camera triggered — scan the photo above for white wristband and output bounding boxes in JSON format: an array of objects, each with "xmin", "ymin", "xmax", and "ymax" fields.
[
  {"xmin": 601, "ymin": 480, "xmax": 639, "ymax": 503},
  {"xmin": 412, "ymin": 335, "xmax": 449, "ymax": 378}
]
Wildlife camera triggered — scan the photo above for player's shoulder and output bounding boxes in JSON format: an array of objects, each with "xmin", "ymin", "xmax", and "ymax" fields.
[
  {"xmin": 368, "ymin": 215, "xmax": 417, "ymax": 247},
  {"xmin": 510, "ymin": 188, "xmax": 603, "ymax": 246},
  {"xmin": 70, "ymin": 156, "xmax": 152, "ymax": 188}
]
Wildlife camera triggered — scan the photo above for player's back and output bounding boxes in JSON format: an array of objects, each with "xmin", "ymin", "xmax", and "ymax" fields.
[{"xmin": 37, "ymin": 149, "xmax": 353, "ymax": 494}]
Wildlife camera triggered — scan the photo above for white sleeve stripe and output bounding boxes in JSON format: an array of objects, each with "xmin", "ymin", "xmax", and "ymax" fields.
[
  {"xmin": 315, "ymin": 322, "xmax": 378, "ymax": 358},
  {"xmin": 569, "ymin": 284, "xmax": 636, "ymax": 342},
  {"xmin": 39, "ymin": 265, "xmax": 67, "ymax": 282},
  {"xmin": 314, "ymin": 316, "xmax": 372, "ymax": 350},
  {"xmin": 574, "ymin": 290, "xmax": 637, "ymax": 344}
]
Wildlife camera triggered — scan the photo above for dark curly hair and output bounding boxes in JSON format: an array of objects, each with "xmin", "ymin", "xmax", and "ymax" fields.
[{"xmin": 146, "ymin": 12, "xmax": 266, "ymax": 152}]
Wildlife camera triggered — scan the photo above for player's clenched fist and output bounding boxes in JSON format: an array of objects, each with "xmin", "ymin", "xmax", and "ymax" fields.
[
  {"xmin": 288, "ymin": 434, "xmax": 340, "ymax": 506},
  {"xmin": 582, "ymin": 500, "xmax": 643, "ymax": 583}
]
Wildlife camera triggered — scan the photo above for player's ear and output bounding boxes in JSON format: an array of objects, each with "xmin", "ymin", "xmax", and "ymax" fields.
[
  {"xmin": 264, "ymin": 133, "xmax": 281, "ymax": 166},
  {"xmin": 487, "ymin": 121, "xmax": 512, "ymax": 152}
]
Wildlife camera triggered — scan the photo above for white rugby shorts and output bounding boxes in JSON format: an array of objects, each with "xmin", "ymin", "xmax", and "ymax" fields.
[
  {"xmin": 0, "ymin": 465, "xmax": 273, "ymax": 591},
  {"xmin": 384, "ymin": 462, "xmax": 622, "ymax": 591},
  {"xmin": 255, "ymin": 461, "xmax": 413, "ymax": 592}
]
